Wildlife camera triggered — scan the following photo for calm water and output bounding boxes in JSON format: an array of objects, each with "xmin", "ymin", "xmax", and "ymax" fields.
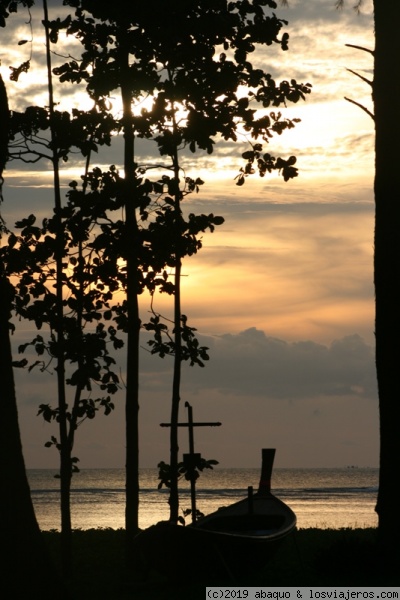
[{"xmin": 27, "ymin": 467, "xmax": 379, "ymax": 532}]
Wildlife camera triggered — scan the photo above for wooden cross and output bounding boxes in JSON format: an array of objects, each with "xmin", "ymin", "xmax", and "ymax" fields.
[{"xmin": 160, "ymin": 401, "xmax": 221, "ymax": 523}]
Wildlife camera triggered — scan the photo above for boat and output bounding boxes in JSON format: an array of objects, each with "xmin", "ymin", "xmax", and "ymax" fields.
[{"xmin": 133, "ymin": 448, "xmax": 296, "ymax": 582}]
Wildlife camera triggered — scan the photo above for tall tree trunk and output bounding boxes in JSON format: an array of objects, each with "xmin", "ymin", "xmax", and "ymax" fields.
[
  {"xmin": 168, "ymin": 127, "xmax": 183, "ymax": 524},
  {"xmin": 43, "ymin": 0, "xmax": 72, "ymax": 573},
  {"xmin": 0, "ymin": 277, "xmax": 64, "ymax": 597},
  {"xmin": 120, "ymin": 41, "xmax": 141, "ymax": 549},
  {"xmin": 0, "ymin": 69, "xmax": 64, "ymax": 600},
  {"xmin": 373, "ymin": 0, "xmax": 400, "ymax": 568},
  {"xmin": 156, "ymin": 87, "xmax": 185, "ymax": 524},
  {"xmin": 0, "ymin": 76, "xmax": 7, "ymax": 202}
]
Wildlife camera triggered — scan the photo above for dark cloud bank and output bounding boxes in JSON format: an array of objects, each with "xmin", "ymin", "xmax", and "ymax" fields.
[{"xmin": 141, "ymin": 327, "xmax": 378, "ymax": 402}]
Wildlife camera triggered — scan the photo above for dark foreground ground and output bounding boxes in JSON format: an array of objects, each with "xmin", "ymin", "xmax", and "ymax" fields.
[{"xmin": 43, "ymin": 528, "xmax": 398, "ymax": 599}]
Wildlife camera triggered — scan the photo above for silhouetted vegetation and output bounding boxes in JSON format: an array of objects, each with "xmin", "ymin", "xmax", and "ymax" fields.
[{"xmin": 40, "ymin": 527, "xmax": 395, "ymax": 598}]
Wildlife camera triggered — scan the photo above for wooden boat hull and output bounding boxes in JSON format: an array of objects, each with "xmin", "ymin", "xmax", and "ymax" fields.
[{"xmin": 133, "ymin": 449, "xmax": 296, "ymax": 581}]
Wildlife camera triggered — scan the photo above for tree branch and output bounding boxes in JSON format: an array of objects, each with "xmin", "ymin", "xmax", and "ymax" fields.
[
  {"xmin": 336, "ymin": 0, "xmax": 365, "ymax": 14},
  {"xmin": 345, "ymin": 43, "xmax": 374, "ymax": 55},
  {"xmin": 344, "ymin": 97, "xmax": 375, "ymax": 120},
  {"xmin": 346, "ymin": 67, "xmax": 373, "ymax": 87}
]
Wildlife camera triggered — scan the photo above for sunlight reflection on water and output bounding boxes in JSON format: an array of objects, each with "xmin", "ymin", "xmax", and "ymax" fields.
[{"xmin": 28, "ymin": 467, "xmax": 378, "ymax": 531}]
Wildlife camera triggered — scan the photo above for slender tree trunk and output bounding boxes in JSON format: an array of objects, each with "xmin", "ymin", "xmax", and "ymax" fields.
[
  {"xmin": 168, "ymin": 109, "xmax": 183, "ymax": 524},
  {"xmin": 168, "ymin": 211, "xmax": 182, "ymax": 524},
  {"xmin": 68, "ymin": 150, "xmax": 92, "ymax": 452},
  {"xmin": 0, "ymin": 75, "xmax": 7, "ymax": 201},
  {"xmin": 0, "ymin": 68, "xmax": 64, "ymax": 600},
  {"xmin": 373, "ymin": 0, "xmax": 400, "ymax": 568},
  {"xmin": 43, "ymin": 0, "xmax": 72, "ymax": 573},
  {"xmin": 120, "ymin": 42, "xmax": 141, "ymax": 546},
  {"xmin": 0, "ymin": 276, "xmax": 65, "ymax": 597}
]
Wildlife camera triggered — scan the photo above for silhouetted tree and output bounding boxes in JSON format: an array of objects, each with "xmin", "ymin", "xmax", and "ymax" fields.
[
  {"xmin": 372, "ymin": 0, "xmax": 400, "ymax": 568},
  {"xmin": 338, "ymin": 0, "xmax": 400, "ymax": 566},
  {"xmin": 53, "ymin": 0, "xmax": 310, "ymax": 538},
  {"xmin": 0, "ymin": 71, "xmax": 63, "ymax": 600},
  {"xmin": 3, "ymin": 0, "xmax": 120, "ymax": 572}
]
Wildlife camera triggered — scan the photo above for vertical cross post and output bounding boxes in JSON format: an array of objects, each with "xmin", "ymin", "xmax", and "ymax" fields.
[
  {"xmin": 185, "ymin": 401, "xmax": 197, "ymax": 522},
  {"xmin": 160, "ymin": 403, "xmax": 221, "ymax": 524}
]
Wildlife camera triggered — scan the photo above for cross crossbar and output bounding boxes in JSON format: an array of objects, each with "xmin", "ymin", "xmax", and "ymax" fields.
[{"xmin": 160, "ymin": 422, "xmax": 221, "ymax": 427}]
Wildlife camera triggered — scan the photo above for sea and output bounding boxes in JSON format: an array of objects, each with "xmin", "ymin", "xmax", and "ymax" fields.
[{"xmin": 27, "ymin": 467, "xmax": 379, "ymax": 532}]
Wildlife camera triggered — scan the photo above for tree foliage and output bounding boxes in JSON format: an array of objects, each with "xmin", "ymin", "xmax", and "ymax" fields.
[{"xmin": 1, "ymin": 0, "xmax": 310, "ymax": 567}]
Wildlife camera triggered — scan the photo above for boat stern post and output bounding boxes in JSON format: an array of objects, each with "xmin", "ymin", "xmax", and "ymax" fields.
[{"xmin": 258, "ymin": 448, "xmax": 276, "ymax": 495}]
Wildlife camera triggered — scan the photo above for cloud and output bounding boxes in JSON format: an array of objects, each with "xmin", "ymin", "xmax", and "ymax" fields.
[
  {"xmin": 172, "ymin": 328, "xmax": 377, "ymax": 400},
  {"xmin": 14, "ymin": 324, "xmax": 378, "ymax": 468},
  {"xmin": 136, "ymin": 326, "xmax": 379, "ymax": 467}
]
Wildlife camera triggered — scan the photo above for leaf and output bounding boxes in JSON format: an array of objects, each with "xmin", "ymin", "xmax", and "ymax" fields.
[
  {"xmin": 28, "ymin": 360, "xmax": 44, "ymax": 372},
  {"xmin": 9, "ymin": 60, "xmax": 30, "ymax": 81},
  {"xmin": 12, "ymin": 358, "xmax": 28, "ymax": 368},
  {"xmin": 8, "ymin": 232, "xmax": 18, "ymax": 248},
  {"xmin": 38, "ymin": 404, "xmax": 57, "ymax": 423},
  {"xmin": 18, "ymin": 40, "xmax": 29, "ymax": 45}
]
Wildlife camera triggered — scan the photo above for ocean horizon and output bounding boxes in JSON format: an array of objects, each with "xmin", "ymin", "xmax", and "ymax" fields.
[{"xmin": 27, "ymin": 466, "xmax": 379, "ymax": 532}]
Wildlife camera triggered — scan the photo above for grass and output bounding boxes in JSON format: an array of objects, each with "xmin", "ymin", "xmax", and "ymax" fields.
[{"xmin": 42, "ymin": 527, "xmax": 398, "ymax": 599}]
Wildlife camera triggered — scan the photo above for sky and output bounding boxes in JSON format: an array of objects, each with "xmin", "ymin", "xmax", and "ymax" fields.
[{"xmin": 0, "ymin": 0, "xmax": 378, "ymax": 470}]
